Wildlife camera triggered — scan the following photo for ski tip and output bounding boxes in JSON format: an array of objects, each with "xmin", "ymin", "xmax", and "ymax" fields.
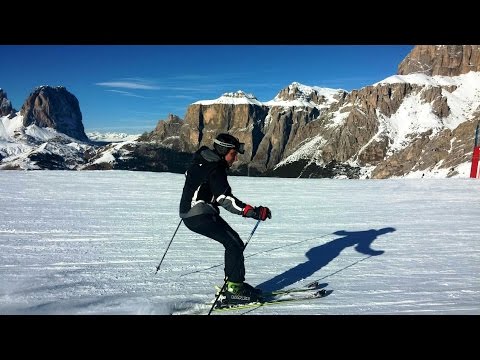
[{"xmin": 316, "ymin": 289, "xmax": 333, "ymax": 297}]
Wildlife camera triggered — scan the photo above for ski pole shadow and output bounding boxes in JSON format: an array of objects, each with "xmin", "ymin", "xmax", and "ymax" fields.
[
  {"xmin": 256, "ymin": 227, "xmax": 396, "ymax": 293},
  {"xmin": 179, "ymin": 232, "xmax": 333, "ymax": 277}
]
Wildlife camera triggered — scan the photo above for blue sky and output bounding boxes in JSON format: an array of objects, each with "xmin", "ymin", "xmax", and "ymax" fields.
[{"xmin": 0, "ymin": 45, "xmax": 413, "ymax": 134}]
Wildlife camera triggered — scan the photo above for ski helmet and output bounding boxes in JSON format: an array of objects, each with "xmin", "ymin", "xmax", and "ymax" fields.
[{"xmin": 213, "ymin": 133, "xmax": 245, "ymax": 156}]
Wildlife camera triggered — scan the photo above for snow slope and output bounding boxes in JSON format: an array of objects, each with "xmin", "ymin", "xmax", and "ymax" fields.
[{"xmin": 0, "ymin": 171, "xmax": 478, "ymax": 315}]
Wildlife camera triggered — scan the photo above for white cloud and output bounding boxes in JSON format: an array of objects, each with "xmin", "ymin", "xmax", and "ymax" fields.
[
  {"xmin": 96, "ymin": 81, "xmax": 160, "ymax": 90},
  {"xmin": 106, "ymin": 89, "xmax": 148, "ymax": 98}
]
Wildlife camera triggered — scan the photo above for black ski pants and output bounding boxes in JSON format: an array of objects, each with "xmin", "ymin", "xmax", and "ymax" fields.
[{"xmin": 183, "ymin": 214, "xmax": 245, "ymax": 283}]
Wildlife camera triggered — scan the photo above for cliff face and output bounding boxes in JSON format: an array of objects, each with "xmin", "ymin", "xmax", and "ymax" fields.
[
  {"xmin": 182, "ymin": 101, "xmax": 270, "ymax": 158},
  {"xmin": 20, "ymin": 86, "xmax": 88, "ymax": 142},
  {"xmin": 398, "ymin": 45, "xmax": 480, "ymax": 76},
  {"xmin": 139, "ymin": 46, "xmax": 480, "ymax": 179},
  {"xmin": 0, "ymin": 89, "xmax": 15, "ymax": 117}
]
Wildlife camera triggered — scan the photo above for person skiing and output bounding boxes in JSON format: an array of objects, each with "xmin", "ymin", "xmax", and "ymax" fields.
[{"xmin": 179, "ymin": 133, "xmax": 271, "ymax": 304}]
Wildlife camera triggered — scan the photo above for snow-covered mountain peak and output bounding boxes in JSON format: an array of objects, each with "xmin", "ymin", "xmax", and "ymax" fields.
[
  {"xmin": 194, "ymin": 90, "xmax": 263, "ymax": 106},
  {"xmin": 87, "ymin": 132, "xmax": 140, "ymax": 143},
  {"xmin": 0, "ymin": 113, "xmax": 92, "ymax": 170},
  {"xmin": 265, "ymin": 82, "xmax": 344, "ymax": 108},
  {"xmin": 193, "ymin": 90, "xmax": 263, "ymax": 106},
  {"xmin": 286, "ymin": 82, "xmax": 338, "ymax": 98},
  {"xmin": 223, "ymin": 90, "xmax": 256, "ymax": 99},
  {"xmin": 35, "ymin": 85, "xmax": 66, "ymax": 91}
]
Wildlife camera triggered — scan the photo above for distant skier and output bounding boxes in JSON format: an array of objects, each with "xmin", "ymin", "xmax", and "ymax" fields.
[{"xmin": 179, "ymin": 133, "xmax": 271, "ymax": 304}]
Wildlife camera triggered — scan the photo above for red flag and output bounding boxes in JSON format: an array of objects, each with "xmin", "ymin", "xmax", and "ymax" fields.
[{"xmin": 470, "ymin": 146, "xmax": 480, "ymax": 178}]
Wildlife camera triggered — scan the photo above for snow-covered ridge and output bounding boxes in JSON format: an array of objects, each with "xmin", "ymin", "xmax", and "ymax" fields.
[
  {"xmin": 194, "ymin": 90, "xmax": 263, "ymax": 106},
  {"xmin": 1, "ymin": 113, "xmax": 87, "ymax": 143},
  {"xmin": 374, "ymin": 71, "xmax": 480, "ymax": 88},
  {"xmin": 35, "ymin": 85, "xmax": 66, "ymax": 90},
  {"xmin": 87, "ymin": 132, "xmax": 140, "ymax": 143},
  {"xmin": 265, "ymin": 82, "xmax": 344, "ymax": 109},
  {"xmin": 284, "ymin": 82, "xmax": 343, "ymax": 100},
  {"xmin": 194, "ymin": 83, "xmax": 344, "ymax": 109},
  {"xmin": 1, "ymin": 113, "xmax": 91, "ymax": 170},
  {"xmin": 374, "ymin": 71, "xmax": 480, "ymax": 142}
]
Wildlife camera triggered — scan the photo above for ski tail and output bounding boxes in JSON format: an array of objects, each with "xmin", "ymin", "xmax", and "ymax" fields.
[{"xmin": 265, "ymin": 281, "xmax": 327, "ymax": 296}]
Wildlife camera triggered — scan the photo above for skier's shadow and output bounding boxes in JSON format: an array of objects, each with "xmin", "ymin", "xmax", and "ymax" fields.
[{"xmin": 256, "ymin": 227, "xmax": 396, "ymax": 293}]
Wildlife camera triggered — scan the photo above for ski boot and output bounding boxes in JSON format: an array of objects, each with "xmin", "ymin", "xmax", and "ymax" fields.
[{"xmin": 223, "ymin": 281, "xmax": 263, "ymax": 305}]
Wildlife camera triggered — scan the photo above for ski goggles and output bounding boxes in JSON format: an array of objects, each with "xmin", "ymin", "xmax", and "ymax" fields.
[{"xmin": 214, "ymin": 139, "xmax": 245, "ymax": 154}]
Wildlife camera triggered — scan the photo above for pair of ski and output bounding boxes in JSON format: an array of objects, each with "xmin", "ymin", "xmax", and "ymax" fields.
[{"xmin": 212, "ymin": 280, "xmax": 331, "ymax": 312}]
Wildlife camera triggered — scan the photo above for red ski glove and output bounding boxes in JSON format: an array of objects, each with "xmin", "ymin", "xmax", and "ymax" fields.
[{"xmin": 243, "ymin": 205, "xmax": 272, "ymax": 221}]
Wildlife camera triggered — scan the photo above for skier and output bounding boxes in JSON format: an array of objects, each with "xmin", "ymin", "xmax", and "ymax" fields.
[{"xmin": 179, "ymin": 133, "xmax": 271, "ymax": 304}]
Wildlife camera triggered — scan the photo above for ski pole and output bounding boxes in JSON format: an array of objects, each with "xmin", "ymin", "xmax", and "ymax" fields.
[
  {"xmin": 207, "ymin": 219, "xmax": 261, "ymax": 315},
  {"xmin": 155, "ymin": 219, "xmax": 183, "ymax": 275}
]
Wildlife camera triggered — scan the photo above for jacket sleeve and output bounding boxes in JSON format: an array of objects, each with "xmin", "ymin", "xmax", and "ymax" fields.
[{"xmin": 209, "ymin": 167, "xmax": 246, "ymax": 215}]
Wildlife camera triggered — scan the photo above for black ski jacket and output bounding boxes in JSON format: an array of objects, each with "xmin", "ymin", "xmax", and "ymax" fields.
[{"xmin": 179, "ymin": 146, "xmax": 246, "ymax": 219}]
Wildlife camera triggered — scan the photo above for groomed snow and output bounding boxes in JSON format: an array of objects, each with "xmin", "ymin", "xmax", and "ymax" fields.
[{"xmin": 0, "ymin": 171, "xmax": 478, "ymax": 315}]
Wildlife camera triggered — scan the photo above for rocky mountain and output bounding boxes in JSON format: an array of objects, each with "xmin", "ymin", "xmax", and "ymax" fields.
[
  {"xmin": 136, "ymin": 45, "xmax": 480, "ymax": 179},
  {"xmin": 0, "ymin": 86, "xmax": 90, "ymax": 169},
  {"xmin": 1, "ymin": 45, "xmax": 479, "ymax": 178},
  {"xmin": 398, "ymin": 45, "xmax": 480, "ymax": 76},
  {"xmin": 20, "ymin": 86, "xmax": 88, "ymax": 142},
  {"xmin": 0, "ymin": 89, "xmax": 15, "ymax": 117}
]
